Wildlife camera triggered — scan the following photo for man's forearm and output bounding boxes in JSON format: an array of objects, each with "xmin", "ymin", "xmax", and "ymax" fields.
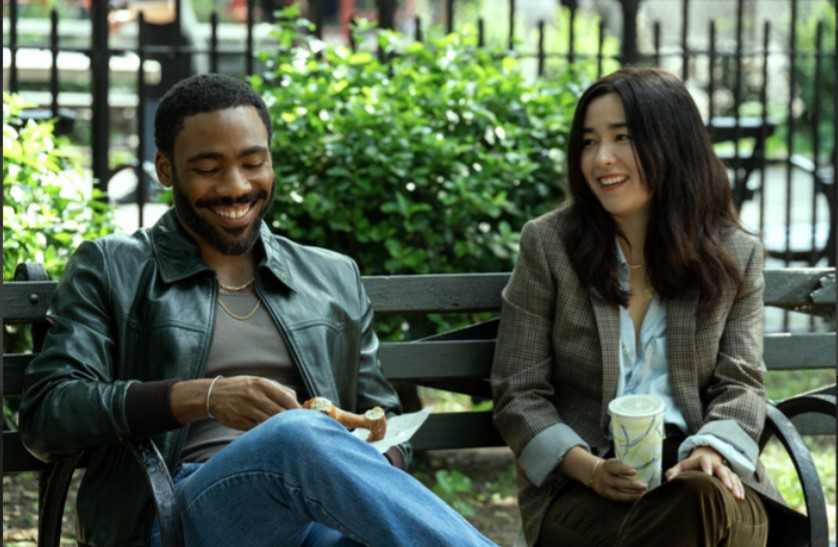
[{"xmin": 125, "ymin": 378, "xmax": 199, "ymax": 437}]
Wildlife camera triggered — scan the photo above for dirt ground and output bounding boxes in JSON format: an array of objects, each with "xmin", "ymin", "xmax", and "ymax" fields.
[
  {"xmin": 5, "ymin": 444, "xmax": 837, "ymax": 546},
  {"xmin": 413, "ymin": 447, "xmax": 521, "ymax": 545},
  {"xmin": 3, "ymin": 447, "xmax": 521, "ymax": 546}
]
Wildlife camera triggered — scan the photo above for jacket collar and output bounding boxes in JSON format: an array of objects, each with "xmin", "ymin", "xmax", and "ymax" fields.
[{"xmin": 150, "ymin": 208, "xmax": 296, "ymax": 291}]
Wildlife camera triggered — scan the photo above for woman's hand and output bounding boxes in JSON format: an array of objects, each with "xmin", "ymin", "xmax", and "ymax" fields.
[
  {"xmin": 665, "ymin": 445, "xmax": 745, "ymax": 500},
  {"xmin": 590, "ymin": 458, "xmax": 648, "ymax": 502},
  {"xmin": 559, "ymin": 448, "xmax": 647, "ymax": 502}
]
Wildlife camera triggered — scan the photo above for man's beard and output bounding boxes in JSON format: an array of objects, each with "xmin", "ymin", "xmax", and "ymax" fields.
[{"xmin": 172, "ymin": 172, "xmax": 275, "ymax": 256}]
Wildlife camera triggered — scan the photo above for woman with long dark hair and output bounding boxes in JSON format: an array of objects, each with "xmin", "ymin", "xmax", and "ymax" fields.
[{"xmin": 491, "ymin": 67, "xmax": 801, "ymax": 547}]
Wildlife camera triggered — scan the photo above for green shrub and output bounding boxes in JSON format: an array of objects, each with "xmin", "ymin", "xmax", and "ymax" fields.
[
  {"xmin": 3, "ymin": 92, "xmax": 115, "ymax": 352},
  {"xmin": 254, "ymin": 8, "xmax": 581, "ymax": 280},
  {"xmin": 793, "ymin": 0, "xmax": 835, "ymax": 157}
]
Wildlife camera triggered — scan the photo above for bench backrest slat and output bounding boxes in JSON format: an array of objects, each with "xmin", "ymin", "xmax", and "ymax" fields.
[
  {"xmin": 3, "ymin": 269, "xmax": 835, "ymax": 399},
  {"xmin": 3, "ymin": 355, "xmax": 31, "ymax": 395},
  {"xmin": 3, "ymin": 281, "xmax": 55, "ymax": 322},
  {"xmin": 763, "ymin": 333, "xmax": 836, "ymax": 370},
  {"xmin": 763, "ymin": 269, "xmax": 835, "ymax": 315},
  {"xmin": 362, "ymin": 273, "xmax": 507, "ymax": 314},
  {"xmin": 4, "ymin": 431, "xmax": 49, "ymax": 472},
  {"xmin": 412, "ymin": 411, "xmax": 503, "ymax": 450},
  {"xmin": 380, "ymin": 340, "xmax": 496, "ymax": 381},
  {"xmin": 5, "ymin": 269, "xmax": 832, "ymax": 317}
]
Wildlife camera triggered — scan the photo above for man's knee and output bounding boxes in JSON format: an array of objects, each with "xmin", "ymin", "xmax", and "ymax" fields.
[{"xmin": 261, "ymin": 409, "xmax": 340, "ymax": 453}]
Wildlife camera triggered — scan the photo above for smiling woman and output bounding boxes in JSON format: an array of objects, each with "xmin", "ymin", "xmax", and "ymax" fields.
[
  {"xmin": 580, "ymin": 92, "xmax": 651, "ymax": 227},
  {"xmin": 491, "ymin": 67, "xmax": 799, "ymax": 547}
]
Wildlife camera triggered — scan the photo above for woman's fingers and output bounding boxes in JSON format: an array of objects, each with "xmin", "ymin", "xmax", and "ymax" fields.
[
  {"xmin": 595, "ymin": 458, "xmax": 647, "ymax": 502},
  {"xmin": 666, "ymin": 448, "xmax": 746, "ymax": 501}
]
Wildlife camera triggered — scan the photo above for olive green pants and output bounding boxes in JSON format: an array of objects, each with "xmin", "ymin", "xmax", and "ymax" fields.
[{"xmin": 536, "ymin": 470, "xmax": 769, "ymax": 547}]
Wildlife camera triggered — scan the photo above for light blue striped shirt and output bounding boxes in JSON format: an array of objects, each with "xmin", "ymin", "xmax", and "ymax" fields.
[{"xmin": 614, "ymin": 257, "xmax": 688, "ymax": 433}]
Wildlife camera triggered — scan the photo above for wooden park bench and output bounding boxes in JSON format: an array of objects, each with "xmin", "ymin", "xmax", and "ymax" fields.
[{"xmin": 3, "ymin": 262, "xmax": 835, "ymax": 546}]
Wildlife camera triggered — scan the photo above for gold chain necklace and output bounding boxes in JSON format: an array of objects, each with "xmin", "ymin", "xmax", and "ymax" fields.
[
  {"xmin": 218, "ymin": 278, "xmax": 255, "ymax": 293},
  {"xmin": 217, "ymin": 298, "xmax": 261, "ymax": 321}
]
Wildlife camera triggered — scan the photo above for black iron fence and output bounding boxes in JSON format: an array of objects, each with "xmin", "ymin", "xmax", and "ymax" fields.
[{"xmin": 3, "ymin": 0, "xmax": 835, "ymax": 267}]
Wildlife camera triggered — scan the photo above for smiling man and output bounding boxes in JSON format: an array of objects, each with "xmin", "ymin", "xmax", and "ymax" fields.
[{"xmin": 19, "ymin": 73, "xmax": 498, "ymax": 547}]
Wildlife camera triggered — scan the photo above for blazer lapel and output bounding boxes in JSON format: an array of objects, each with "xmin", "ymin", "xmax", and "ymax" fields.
[
  {"xmin": 666, "ymin": 295, "xmax": 703, "ymax": 432},
  {"xmin": 591, "ymin": 292, "xmax": 621, "ymax": 433}
]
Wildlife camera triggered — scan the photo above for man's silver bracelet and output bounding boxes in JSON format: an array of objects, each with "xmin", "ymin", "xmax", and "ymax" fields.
[{"xmin": 206, "ymin": 375, "xmax": 224, "ymax": 420}]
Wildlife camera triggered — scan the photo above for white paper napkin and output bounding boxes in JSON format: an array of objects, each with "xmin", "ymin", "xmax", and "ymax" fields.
[{"xmin": 351, "ymin": 407, "xmax": 433, "ymax": 453}]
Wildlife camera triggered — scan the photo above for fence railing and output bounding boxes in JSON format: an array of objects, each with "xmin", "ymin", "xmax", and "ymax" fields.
[{"xmin": 3, "ymin": 0, "xmax": 835, "ymax": 268}]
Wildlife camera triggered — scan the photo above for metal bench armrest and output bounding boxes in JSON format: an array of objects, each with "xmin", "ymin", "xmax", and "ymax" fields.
[
  {"xmin": 123, "ymin": 439, "xmax": 184, "ymax": 547},
  {"xmin": 760, "ymin": 394, "xmax": 836, "ymax": 547}
]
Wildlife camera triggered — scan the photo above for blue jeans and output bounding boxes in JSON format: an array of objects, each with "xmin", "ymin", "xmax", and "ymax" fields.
[{"xmin": 150, "ymin": 410, "xmax": 497, "ymax": 546}]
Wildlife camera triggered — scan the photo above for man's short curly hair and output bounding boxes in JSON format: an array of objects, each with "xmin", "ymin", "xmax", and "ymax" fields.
[{"xmin": 154, "ymin": 73, "xmax": 273, "ymax": 160}]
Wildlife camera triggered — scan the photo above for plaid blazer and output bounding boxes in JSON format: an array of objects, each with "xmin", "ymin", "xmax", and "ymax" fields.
[{"xmin": 491, "ymin": 206, "xmax": 782, "ymax": 546}]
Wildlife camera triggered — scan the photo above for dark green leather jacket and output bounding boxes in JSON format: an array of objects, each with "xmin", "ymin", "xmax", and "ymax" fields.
[{"xmin": 19, "ymin": 209, "xmax": 406, "ymax": 546}]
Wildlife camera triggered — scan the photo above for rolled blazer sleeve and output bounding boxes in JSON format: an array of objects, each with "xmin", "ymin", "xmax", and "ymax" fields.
[
  {"xmin": 682, "ymin": 235, "xmax": 766, "ymax": 470},
  {"xmin": 491, "ymin": 220, "xmax": 590, "ymax": 486}
]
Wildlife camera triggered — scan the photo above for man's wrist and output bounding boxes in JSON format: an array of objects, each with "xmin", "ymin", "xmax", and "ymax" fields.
[{"xmin": 125, "ymin": 379, "xmax": 180, "ymax": 437}]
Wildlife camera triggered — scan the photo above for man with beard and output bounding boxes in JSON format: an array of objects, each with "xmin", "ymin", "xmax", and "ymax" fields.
[{"xmin": 19, "ymin": 73, "xmax": 498, "ymax": 547}]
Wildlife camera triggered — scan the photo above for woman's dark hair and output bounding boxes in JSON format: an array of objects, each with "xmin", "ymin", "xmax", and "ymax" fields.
[
  {"xmin": 564, "ymin": 67, "xmax": 745, "ymax": 310},
  {"xmin": 154, "ymin": 73, "xmax": 273, "ymax": 161}
]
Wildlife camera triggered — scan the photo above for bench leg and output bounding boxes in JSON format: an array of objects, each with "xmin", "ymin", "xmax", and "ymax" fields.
[{"xmin": 38, "ymin": 454, "xmax": 82, "ymax": 547}]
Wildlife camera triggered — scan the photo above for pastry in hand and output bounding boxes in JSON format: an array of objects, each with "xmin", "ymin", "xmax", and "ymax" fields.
[{"xmin": 302, "ymin": 397, "xmax": 387, "ymax": 442}]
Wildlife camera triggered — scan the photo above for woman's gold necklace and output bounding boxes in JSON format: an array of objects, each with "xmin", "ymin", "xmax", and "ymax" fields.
[
  {"xmin": 628, "ymin": 264, "xmax": 655, "ymax": 299},
  {"xmin": 217, "ymin": 298, "xmax": 261, "ymax": 321}
]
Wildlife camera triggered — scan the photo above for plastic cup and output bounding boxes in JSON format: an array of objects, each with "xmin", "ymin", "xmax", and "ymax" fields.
[{"xmin": 608, "ymin": 394, "xmax": 666, "ymax": 489}]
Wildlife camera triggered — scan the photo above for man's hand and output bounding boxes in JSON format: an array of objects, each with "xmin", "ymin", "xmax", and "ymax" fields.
[
  {"xmin": 171, "ymin": 376, "xmax": 301, "ymax": 430},
  {"xmin": 590, "ymin": 458, "xmax": 648, "ymax": 502},
  {"xmin": 665, "ymin": 445, "xmax": 745, "ymax": 500}
]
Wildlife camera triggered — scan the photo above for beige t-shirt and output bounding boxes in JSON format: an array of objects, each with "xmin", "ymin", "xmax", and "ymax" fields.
[{"xmin": 179, "ymin": 292, "xmax": 308, "ymax": 463}]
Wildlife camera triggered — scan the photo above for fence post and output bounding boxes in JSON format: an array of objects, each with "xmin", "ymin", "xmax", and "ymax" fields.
[
  {"xmin": 309, "ymin": 0, "xmax": 324, "ymax": 38},
  {"xmin": 90, "ymin": 0, "xmax": 110, "ymax": 194},
  {"xmin": 378, "ymin": 0, "xmax": 395, "ymax": 30},
  {"xmin": 619, "ymin": 0, "xmax": 641, "ymax": 65}
]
